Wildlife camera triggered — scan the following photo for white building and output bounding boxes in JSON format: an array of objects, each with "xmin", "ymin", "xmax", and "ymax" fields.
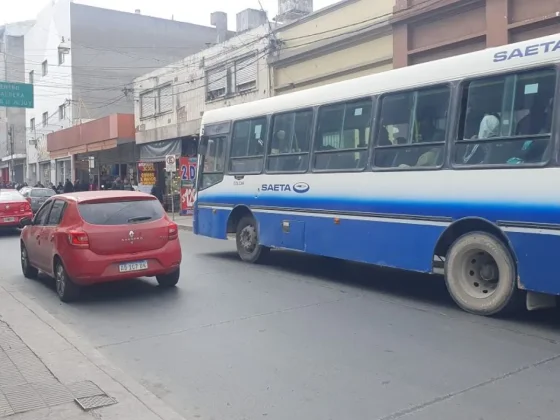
[
  {"xmin": 24, "ymin": 0, "xmax": 73, "ymax": 186},
  {"xmin": 24, "ymin": 0, "xmax": 223, "ymax": 186},
  {"xmin": 134, "ymin": 9, "xmax": 273, "ymax": 160},
  {"xmin": 0, "ymin": 21, "xmax": 35, "ymax": 184}
]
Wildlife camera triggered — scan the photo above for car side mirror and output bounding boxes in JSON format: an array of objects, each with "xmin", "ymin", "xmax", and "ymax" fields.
[{"xmin": 20, "ymin": 217, "xmax": 33, "ymax": 227}]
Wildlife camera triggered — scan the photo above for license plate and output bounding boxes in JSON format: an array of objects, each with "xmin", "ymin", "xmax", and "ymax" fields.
[
  {"xmin": 119, "ymin": 260, "xmax": 148, "ymax": 273},
  {"xmin": 3, "ymin": 217, "xmax": 15, "ymax": 223}
]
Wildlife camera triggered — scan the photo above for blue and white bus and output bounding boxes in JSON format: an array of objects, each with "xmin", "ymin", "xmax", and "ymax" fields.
[{"xmin": 194, "ymin": 33, "xmax": 560, "ymax": 316}]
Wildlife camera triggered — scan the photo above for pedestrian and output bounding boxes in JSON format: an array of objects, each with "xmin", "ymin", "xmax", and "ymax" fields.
[
  {"xmin": 63, "ymin": 179, "xmax": 74, "ymax": 193},
  {"xmin": 123, "ymin": 178, "xmax": 134, "ymax": 191}
]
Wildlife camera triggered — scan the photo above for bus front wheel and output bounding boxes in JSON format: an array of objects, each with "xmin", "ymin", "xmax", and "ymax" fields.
[
  {"xmin": 235, "ymin": 215, "xmax": 269, "ymax": 263},
  {"xmin": 445, "ymin": 231, "xmax": 520, "ymax": 316}
]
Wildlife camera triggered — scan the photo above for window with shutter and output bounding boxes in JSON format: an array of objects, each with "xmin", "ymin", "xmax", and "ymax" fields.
[
  {"xmin": 140, "ymin": 92, "xmax": 155, "ymax": 118},
  {"xmin": 235, "ymin": 56, "xmax": 257, "ymax": 92},
  {"xmin": 158, "ymin": 85, "xmax": 172, "ymax": 113},
  {"xmin": 206, "ymin": 67, "xmax": 227, "ymax": 101}
]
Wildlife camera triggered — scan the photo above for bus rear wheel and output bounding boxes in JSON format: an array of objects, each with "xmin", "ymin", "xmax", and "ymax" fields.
[
  {"xmin": 445, "ymin": 231, "xmax": 519, "ymax": 316},
  {"xmin": 236, "ymin": 215, "xmax": 269, "ymax": 263}
]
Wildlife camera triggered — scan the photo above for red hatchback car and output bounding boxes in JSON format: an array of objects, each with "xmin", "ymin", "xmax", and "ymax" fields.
[
  {"xmin": 20, "ymin": 191, "xmax": 182, "ymax": 302},
  {"xmin": 0, "ymin": 189, "xmax": 34, "ymax": 228}
]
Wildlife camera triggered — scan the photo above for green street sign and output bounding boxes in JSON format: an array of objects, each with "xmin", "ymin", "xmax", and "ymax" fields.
[{"xmin": 0, "ymin": 81, "xmax": 34, "ymax": 109}]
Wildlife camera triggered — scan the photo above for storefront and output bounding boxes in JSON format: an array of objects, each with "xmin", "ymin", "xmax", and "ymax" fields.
[
  {"xmin": 76, "ymin": 142, "xmax": 139, "ymax": 189},
  {"xmin": 137, "ymin": 136, "xmax": 197, "ymax": 210},
  {"xmin": 39, "ymin": 161, "xmax": 51, "ymax": 185},
  {"xmin": 0, "ymin": 166, "xmax": 9, "ymax": 183},
  {"xmin": 55, "ymin": 158, "xmax": 72, "ymax": 185},
  {"xmin": 392, "ymin": 0, "xmax": 560, "ymax": 67},
  {"xmin": 47, "ymin": 114, "xmax": 137, "ymax": 190}
]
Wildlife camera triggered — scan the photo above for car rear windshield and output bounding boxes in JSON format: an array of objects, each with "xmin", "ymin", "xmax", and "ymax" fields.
[
  {"xmin": 0, "ymin": 191, "xmax": 23, "ymax": 201},
  {"xmin": 78, "ymin": 199, "xmax": 165, "ymax": 225},
  {"xmin": 31, "ymin": 189, "xmax": 55, "ymax": 197}
]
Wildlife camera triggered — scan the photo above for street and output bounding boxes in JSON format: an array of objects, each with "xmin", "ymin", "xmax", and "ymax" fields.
[{"xmin": 1, "ymin": 230, "xmax": 560, "ymax": 420}]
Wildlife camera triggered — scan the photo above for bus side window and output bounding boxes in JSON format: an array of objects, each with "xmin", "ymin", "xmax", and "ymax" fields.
[
  {"xmin": 267, "ymin": 109, "xmax": 313, "ymax": 173},
  {"xmin": 229, "ymin": 117, "xmax": 267, "ymax": 174},
  {"xmin": 454, "ymin": 68, "xmax": 556, "ymax": 167},
  {"xmin": 313, "ymin": 99, "xmax": 372, "ymax": 171},
  {"xmin": 373, "ymin": 86, "xmax": 449, "ymax": 170},
  {"xmin": 200, "ymin": 136, "xmax": 226, "ymax": 190}
]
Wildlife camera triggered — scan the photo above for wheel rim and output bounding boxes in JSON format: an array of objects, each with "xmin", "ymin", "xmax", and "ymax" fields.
[
  {"xmin": 56, "ymin": 265, "xmax": 65, "ymax": 296},
  {"xmin": 455, "ymin": 249, "xmax": 499, "ymax": 299},
  {"xmin": 240, "ymin": 224, "xmax": 257, "ymax": 253},
  {"xmin": 21, "ymin": 247, "xmax": 28, "ymax": 271}
]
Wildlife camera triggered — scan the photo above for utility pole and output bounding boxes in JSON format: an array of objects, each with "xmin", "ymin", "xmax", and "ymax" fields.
[{"xmin": 7, "ymin": 124, "xmax": 13, "ymax": 182}]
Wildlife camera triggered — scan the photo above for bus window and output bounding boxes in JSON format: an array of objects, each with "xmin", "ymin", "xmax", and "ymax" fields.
[
  {"xmin": 373, "ymin": 86, "xmax": 449, "ymax": 169},
  {"xmin": 267, "ymin": 109, "xmax": 313, "ymax": 173},
  {"xmin": 313, "ymin": 99, "xmax": 372, "ymax": 171},
  {"xmin": 229, "ymin": 117, "xmax": 267, "ymax": 174},
  {"xmin": 200, "ymin": 136, "xmax": 226, "ymax": 190},
  {"xmin": 455, "ymin": 68, "xmax": 556, "ymax": 166}
]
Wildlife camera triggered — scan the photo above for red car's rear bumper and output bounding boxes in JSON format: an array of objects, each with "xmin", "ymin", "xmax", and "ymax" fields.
[
  {"xmin": 63, "ymin": 240, "xmax": 182, "ymax": 285},
  {"xmin": 0, "ymin": 213, "xmax": 33, "ymax": 228}
]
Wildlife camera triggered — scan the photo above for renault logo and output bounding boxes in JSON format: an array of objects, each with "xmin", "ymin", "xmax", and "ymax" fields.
[{"xmin": 122, "ymin": 230, "xmax": 143, "ymax": 243}]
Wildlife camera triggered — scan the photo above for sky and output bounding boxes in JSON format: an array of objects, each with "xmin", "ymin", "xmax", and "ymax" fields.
[{"xmin": 3, "ymin": 0, "xmax": 339, "ymax": 28}]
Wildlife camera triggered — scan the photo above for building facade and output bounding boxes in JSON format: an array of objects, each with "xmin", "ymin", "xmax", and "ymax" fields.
[
  {"xmin": 134, "ymin": 9, "xmax": 272, "ymax": 160},
  {"xmin": 26, "ymin": 0, "xmax": 223, "ymax": 186},
  {"xmin": 0, "ymin": 21, "xmax": 34, "ymax": 183},
  {"xmin": 269, "ymin": 0, "xmax": 394, "ymax": 95},
  {"xmin": 392, "ymin": 0, "xmax": 560, "ymax": 67}
]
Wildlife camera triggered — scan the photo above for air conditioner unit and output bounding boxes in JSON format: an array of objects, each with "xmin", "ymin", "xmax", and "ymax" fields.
[{"xmin": 28, "ymin": 139, "xmax": 37, "ymax": 146}]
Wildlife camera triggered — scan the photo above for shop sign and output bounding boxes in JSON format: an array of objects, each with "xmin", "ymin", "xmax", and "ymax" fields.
[
  {"xmin": 179, "ymin": 157, "xmax": 197, "ymax": 215},
  {"xmin": 138, "ymin": 162, "xmax": 156, "ymax": 194}
]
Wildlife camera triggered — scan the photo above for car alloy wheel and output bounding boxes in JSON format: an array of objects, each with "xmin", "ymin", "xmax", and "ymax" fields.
[{"xmin": 56, "ymin": 264, "xmax": 66, "ymax": 297}]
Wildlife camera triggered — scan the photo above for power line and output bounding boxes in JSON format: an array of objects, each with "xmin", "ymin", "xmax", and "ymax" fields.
[{"xmin": 134, "ymin": 47, "xmax": 270, "ymax": 101}]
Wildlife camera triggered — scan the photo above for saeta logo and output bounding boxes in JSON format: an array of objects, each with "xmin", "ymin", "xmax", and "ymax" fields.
[{"xmin": 293, "ymin": 182, "xmax": 310, "ymax": 193}]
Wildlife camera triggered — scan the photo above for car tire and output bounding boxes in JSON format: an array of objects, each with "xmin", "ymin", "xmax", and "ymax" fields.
[
  {"xmin": 156, "ymin": 268, "xmax": 180, "ymax": 288},
  {"xmin": 236, "ymin": 215, "xmax": 269, "ymax": 264},
  {"xmin": 21, "ymin": 243, "xmax": 38, "ymax": 279},
  {"xmin": 54, "ymin": 260, "xmax": 80, "ymax": 303}
]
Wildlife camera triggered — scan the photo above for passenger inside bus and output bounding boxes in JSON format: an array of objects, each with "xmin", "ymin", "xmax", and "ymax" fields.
[
  {"xmin": 376, "ymin": 87, "xmax": 448, "ymax": 169},
  {"xmin": 458, "ymin": 69, "xmax": 555, "ymax": 166}
]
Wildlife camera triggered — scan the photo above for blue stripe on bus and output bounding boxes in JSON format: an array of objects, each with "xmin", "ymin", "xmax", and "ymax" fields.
[{"xmin": 197, "ymin": 194, "xmax": 560, "ymax": 226}]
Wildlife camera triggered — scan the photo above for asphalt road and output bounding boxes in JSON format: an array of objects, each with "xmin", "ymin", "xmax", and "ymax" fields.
[{"xmin": 1, "ymin": 229, "xmax": 560, "ymax": 420}]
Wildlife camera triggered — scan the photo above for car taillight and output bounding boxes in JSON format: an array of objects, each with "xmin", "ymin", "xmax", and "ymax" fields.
[
  {"xmin": 68, "ymin": 230, "xmax": 89, "ymax": 248},
  {"xmin": 168, "ymin": 223, "xmax": 178, "ymax": 240},
  {"xmin": 20, "ymin": 203, "xmax": 31, "ymax": 212}
]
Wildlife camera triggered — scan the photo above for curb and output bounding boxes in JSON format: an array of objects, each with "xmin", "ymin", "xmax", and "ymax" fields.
[
  {"xmin": 1, "ymin": 287, "xmax": 187, "ymax": 420},
  {"xmin": 176, "ymin": 224, "xmax": 193, "ymax": 232}
]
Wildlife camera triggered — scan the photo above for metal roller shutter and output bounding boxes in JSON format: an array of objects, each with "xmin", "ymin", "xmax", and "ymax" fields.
[
  {"xmin": 158, "ymin": 85, "xmax": 173, "ymax": 113},
  {"xmin": 140, "ymin": 92, "xmax": 155, "ymax": 118},
  {"xmin": 207, "ymin": 67, "xmax": 227, "ymax": 92},
  {"xmin": 235, "ymin": 55, "xmax": 257, "ymax": 89}
]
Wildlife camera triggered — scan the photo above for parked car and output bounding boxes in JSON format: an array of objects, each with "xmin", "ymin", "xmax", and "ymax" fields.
[
  {"xmin": 20, "ymin": 187, "xmax": 56, "ymax": 213},
  {"xmin": 0, "ymin": 189, "xmax": 33, "ymax": 229},
  {"xmin": 20, "ymin": 191, "xmax": 182, "ymax": 302}
]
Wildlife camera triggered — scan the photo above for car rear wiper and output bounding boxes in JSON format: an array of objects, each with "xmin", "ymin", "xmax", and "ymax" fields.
[{"xmin": 127, "ymin": 216, "xmax": 152, "ymax": 223}]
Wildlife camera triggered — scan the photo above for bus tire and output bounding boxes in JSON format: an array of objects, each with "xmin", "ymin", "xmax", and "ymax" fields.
[
  {"xmin": 445, "ymin": 231, "xmax": 519, "ymax": 316},
  {"xmin": 236, "ymin": 215, "xmax": 269, "ymax": 264}
]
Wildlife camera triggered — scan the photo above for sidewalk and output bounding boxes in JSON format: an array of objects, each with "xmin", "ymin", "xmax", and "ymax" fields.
[
  {"xmin": 167, "ymin": 213, "xmax": 192, "ymax": 231},
  {"xmin": 0, "ymin": 286, "xmax": 186, "ymax": 420}
]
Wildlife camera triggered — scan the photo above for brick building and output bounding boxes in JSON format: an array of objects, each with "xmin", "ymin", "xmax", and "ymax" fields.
[{"xmin": 392, "ymin": 0, "xmax": 560, "ymax": 67}]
